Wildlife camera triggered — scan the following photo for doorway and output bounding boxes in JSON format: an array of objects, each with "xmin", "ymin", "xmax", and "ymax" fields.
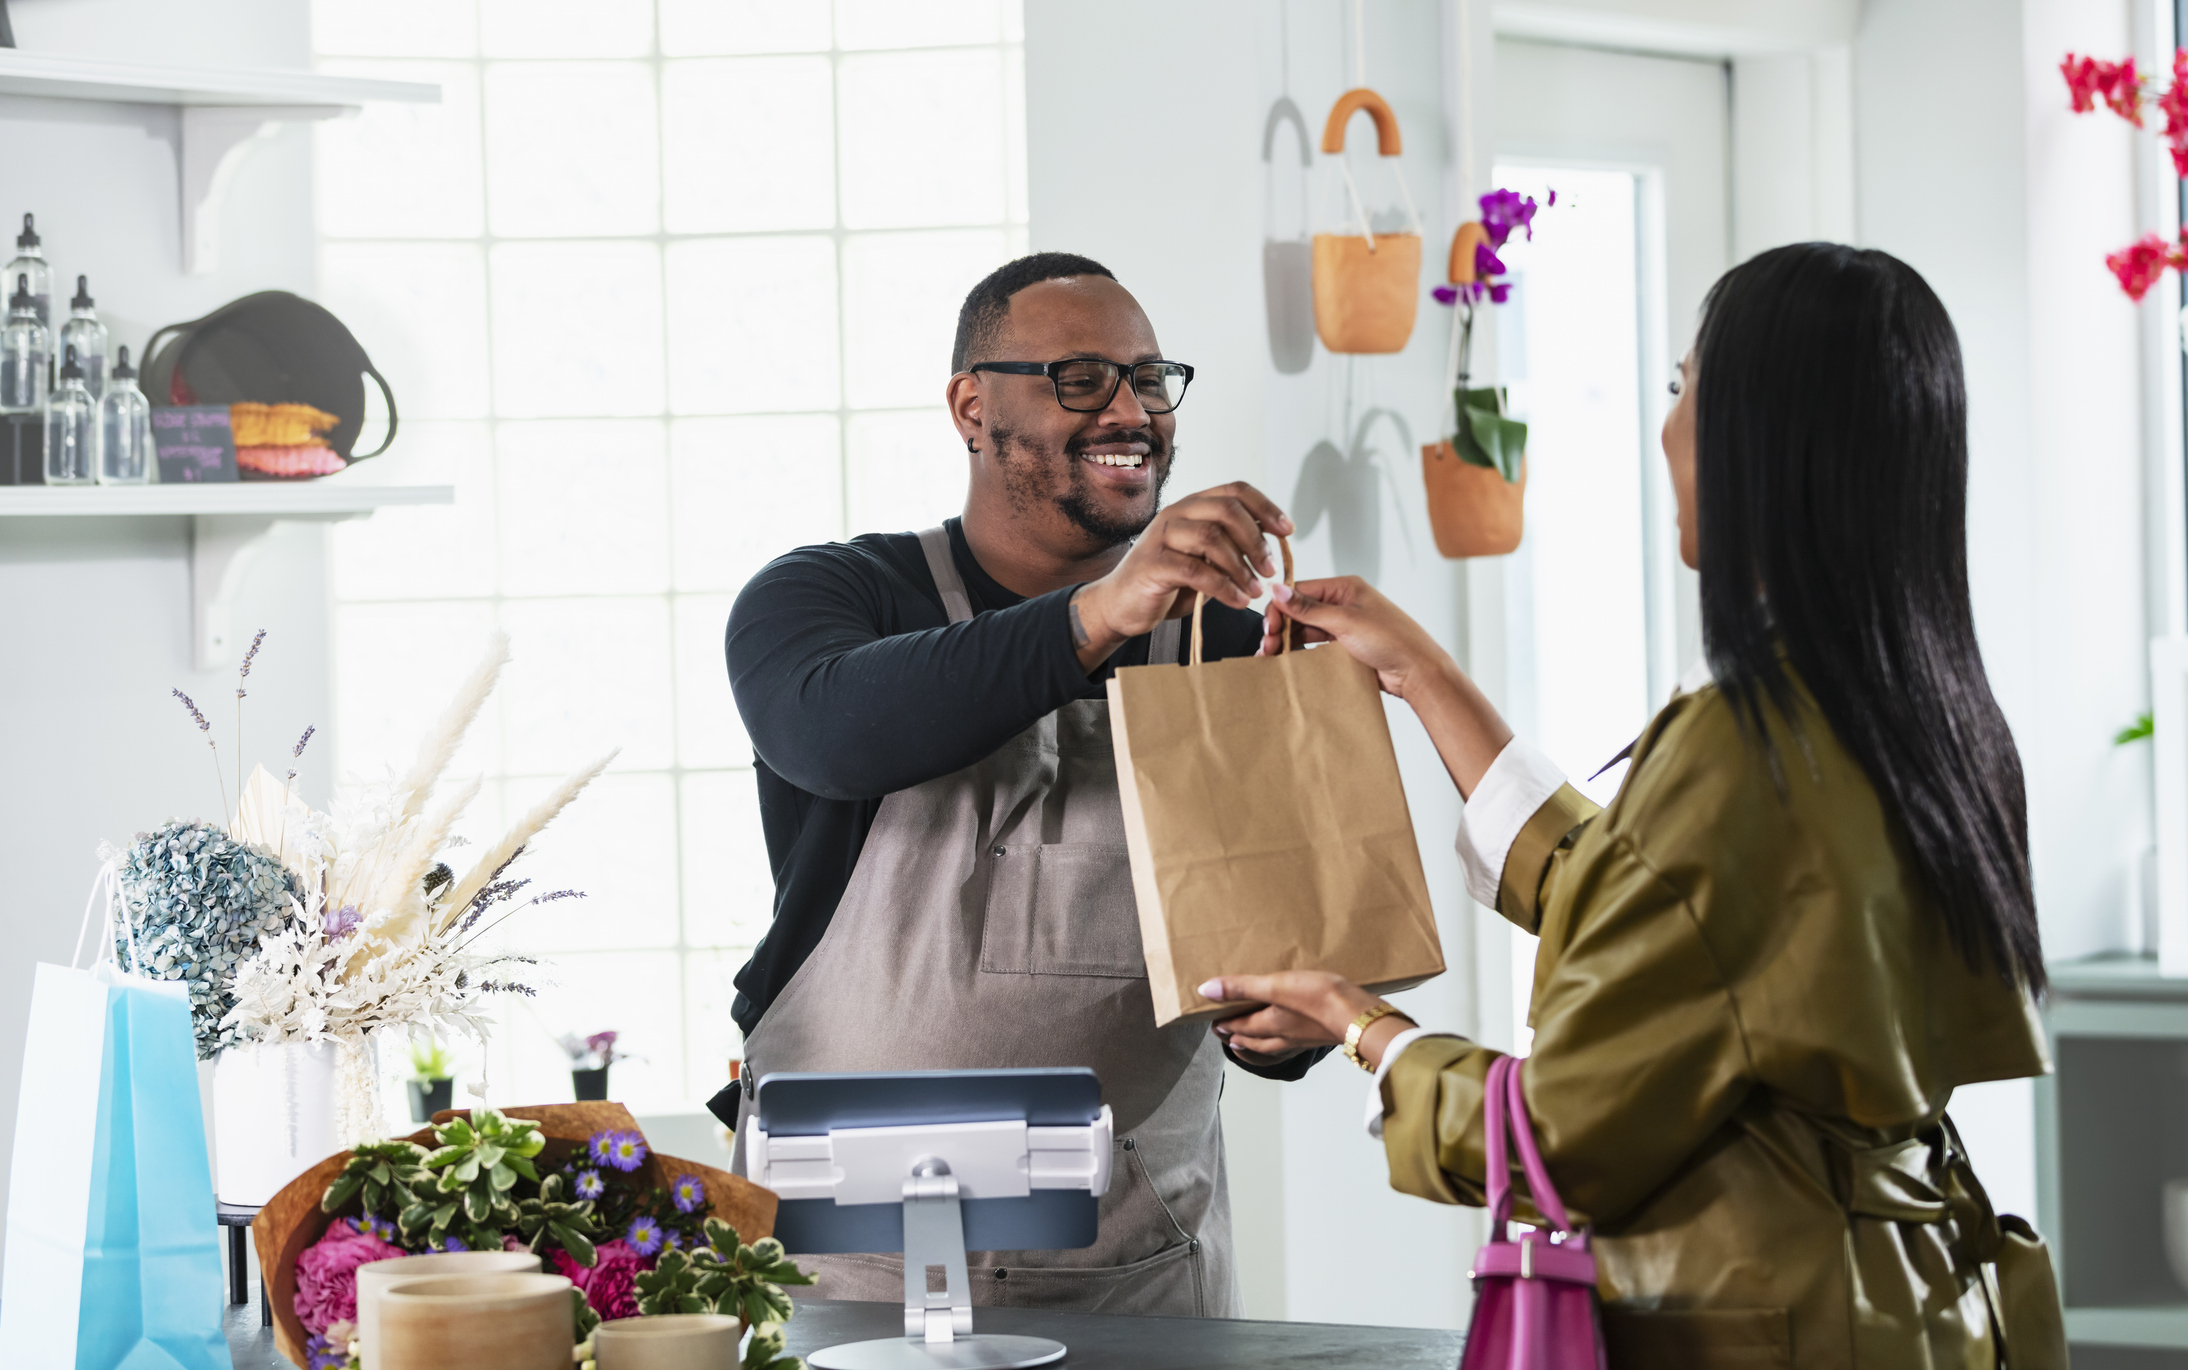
[{"xmin": 1489, "ymin": 37, "xmax": 1729, "ymax": 1047}]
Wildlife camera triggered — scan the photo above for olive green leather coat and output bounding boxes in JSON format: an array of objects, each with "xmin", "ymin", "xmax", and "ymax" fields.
[{"xmin": 1381, "ymin": 679, "xmax": 2051, "ymax": 1369}]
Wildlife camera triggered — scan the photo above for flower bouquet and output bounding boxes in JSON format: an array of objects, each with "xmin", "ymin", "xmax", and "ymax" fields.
[{"xmin": 254, "ymin": 1101, "xmax": 798, "ymax": 1369}]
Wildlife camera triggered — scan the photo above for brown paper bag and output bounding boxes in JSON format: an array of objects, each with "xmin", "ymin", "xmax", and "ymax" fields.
[{"xmin": 1107, "ymin": 544, "xmax": 1444, "ymax": 1026}]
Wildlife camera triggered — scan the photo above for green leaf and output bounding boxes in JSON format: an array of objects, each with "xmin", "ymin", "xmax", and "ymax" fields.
[
  {"xmin": 1450, "ymin": 387, "xmax": 1527, "ymax": 484},
  {"xmin": 475, "ymin": 1142, "xmax": 505, "ymax": 1170},
  {"xmin": 439, "ymin": 1116, "xmax": 476, "ymax": 1146},
  {"xmin": 454, "ymin": 1156, "xmax": 482, "ymax": 1185},
  {"xmin": 506, "ymin": 1154, "xmax": 540, "ymax": 1184},
  {"xmin": 320, "ymin": 1173, "xmax": 365, "ymax": 1213},
  {"xmin": 550, "ymin": 1222, "xmax": 597, "ymax": 1267},
  {"xmin": 419, "ymin": 1145, "xmax": 462, "ymax": 1170},
  {"xmin": 490, "ymin": 1163, "xmax": 519, "ymax": 1193},
  {"xmin": 515, "ymin": 1130, "xmax": 546, "ymax": 1158},
  {"xmin": 2117, "ymin": 711, "xmax": 2155, "ymax": 745},
  {"xmin": 463, "ymin": 1185, "xmax": 492, "ymax": 1225}
]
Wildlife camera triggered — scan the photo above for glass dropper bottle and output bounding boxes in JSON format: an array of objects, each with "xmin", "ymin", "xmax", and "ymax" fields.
[
  {"xmin": 3, "ymin": 215, "xmax": 49, "ymax": 330},
  {"xmin": 99, "ymin": 344, "xmax": 152, "ymax": 484},
  {"xmin": 61, "ymin": 276, "xmax": 108, "ymax": 400},
  {"xmin": 0, "ymin": 273, "xmax": 48, "ymax": 413},
  {"xmin": 44, "ymin": 344, "xmax": 95, "ymax": 485}
]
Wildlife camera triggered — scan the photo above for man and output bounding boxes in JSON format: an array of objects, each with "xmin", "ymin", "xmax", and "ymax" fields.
[{"xmin": 723, "ymin": 253, "xmax": 1319, "ymax": 1317}]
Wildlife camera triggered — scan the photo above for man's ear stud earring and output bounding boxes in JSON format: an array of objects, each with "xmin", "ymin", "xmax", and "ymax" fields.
[{"xmin": 967, "ymin": 437, "xmax": 977, "ymax": 453}]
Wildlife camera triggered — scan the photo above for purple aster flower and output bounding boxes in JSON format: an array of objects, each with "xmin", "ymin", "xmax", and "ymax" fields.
[
  {"xmin": 432, "ymin": 1235, "xmax": 468, "ymax": 1253},
  {"xmin": 626, "ymin": 1215, "xmax": 664, "ymax": 1257},
  {"xmin": 588, "ymin": 1130, "xmax": 615, "ymax": 1166},
  {"xmin": 574, "ymin": 1169, "xmax": 605, "ymax": 1201},
  {"xmin": 604, "ymin": 1130, "xmax": 647, "ymax": 1173},
  {"xmin": 670, "ymin": 1174, "xmax": 705, "ymax": 1214},
  {"xmin": 304, "ymin": 1333, "xmax": 348, "ymax": 1370},
  {"xmin": 1431, "ymin": 284, "xmax": 1458, "ymax": 306}
]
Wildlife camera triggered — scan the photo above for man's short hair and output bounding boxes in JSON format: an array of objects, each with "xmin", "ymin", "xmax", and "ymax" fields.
[{"xmin": 951, "ymin": 252, "xmax": 1116, "ymax": 373}]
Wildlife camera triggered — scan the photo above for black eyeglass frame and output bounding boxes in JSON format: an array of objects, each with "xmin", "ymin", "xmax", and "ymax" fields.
[{"xmin": 966, "ymin": 357, "xmax": 1197, "ymax": 413}]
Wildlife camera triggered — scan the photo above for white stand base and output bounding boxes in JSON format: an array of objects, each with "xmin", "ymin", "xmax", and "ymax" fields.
[{"xmin": 807, "ymin": 1335, "xmax": 1067, "ymax": 1369}]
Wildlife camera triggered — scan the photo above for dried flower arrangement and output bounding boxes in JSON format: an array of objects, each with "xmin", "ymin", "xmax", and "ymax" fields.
[
  {"xmin": 293, "ymin": 1109, "xmax": 810, "ymax": 1370},
  {"xmin": 106, "ymin": 628, "xmax": 612, "ymax": 1143},
  {"xmin": 559, "ymin": 1030, "xmax": 627, "ymax": 1071}
]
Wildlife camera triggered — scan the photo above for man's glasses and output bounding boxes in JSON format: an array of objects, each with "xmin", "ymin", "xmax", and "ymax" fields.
[{"xmin": 968, "ymin": 358, "xmax": 1195, "ymax": 414}]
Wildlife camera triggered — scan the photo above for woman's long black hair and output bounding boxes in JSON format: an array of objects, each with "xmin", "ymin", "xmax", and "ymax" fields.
[{"xmin": 1694, "ymin": 242, "xmax": 2044, "ymax": 994}]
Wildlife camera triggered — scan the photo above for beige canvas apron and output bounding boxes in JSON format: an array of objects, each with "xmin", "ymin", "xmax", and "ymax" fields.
[{"xmin": 739, "ymin": 526, "xmax": 1237, "ymax": 1318}]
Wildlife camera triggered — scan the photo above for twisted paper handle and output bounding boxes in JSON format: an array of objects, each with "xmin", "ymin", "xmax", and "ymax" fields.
[{"xmin": 1190, "ymin": 533, "xmax": 1295, "ymax": 666}]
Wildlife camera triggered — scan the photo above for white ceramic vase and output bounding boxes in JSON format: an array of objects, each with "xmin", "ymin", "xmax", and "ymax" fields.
[{"xmin": 210, "ymin": 1039, "xmax": 341, "ymax": 1205}]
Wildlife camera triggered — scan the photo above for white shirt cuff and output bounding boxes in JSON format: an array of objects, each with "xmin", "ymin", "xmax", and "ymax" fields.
[
  {"xmin": 1455, "ymin": 736, "xmax": 1570, "ymax": 909},
  {"xmin": 1363, "ymin": 1027, "xmax": 1463, "ymax": 1139}
]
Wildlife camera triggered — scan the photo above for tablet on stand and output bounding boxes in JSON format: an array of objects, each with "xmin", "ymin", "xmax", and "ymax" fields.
[{"xmin": 744, "ymin": 1068, "xmax": 1114, "ymax": 1370}]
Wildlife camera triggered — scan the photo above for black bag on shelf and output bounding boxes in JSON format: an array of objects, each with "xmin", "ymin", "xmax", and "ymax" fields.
[{"xmin": 142, "ymin": 291, "xmax": 397, "ymax": 462}]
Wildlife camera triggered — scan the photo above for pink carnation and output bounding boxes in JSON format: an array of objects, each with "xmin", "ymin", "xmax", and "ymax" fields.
[
  {"xmin": 294, "ymin": 1223, "xmax": 407, "ymax": 1336},
  {"xmin": 551, "ymin": 1238, "xmax": 652, "ymax": 1322}
]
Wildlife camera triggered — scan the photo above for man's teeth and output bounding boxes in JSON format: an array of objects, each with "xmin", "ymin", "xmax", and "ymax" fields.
[{"xmin": 1087, "ymin": 453, "xmax": 1144, "ymax": 467}]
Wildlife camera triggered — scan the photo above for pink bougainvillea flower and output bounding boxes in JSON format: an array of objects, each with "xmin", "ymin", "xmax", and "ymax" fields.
[
  {"xmin": 2063, "ymin": 52, "xmax": 2145, "ymax": 125},
  {"xmin": 555, "ymin": 1238, "xmax": 651, "ymax": 1321},
  {"xmin": 294, "ymin": 1223, "xmax": 405, "ymax": 1336},
  {"xmin": 2105, "ymin": 232, "xmax": 2179, "ymax": 301}
]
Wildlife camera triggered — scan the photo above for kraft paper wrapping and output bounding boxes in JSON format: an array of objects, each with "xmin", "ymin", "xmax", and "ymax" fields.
[
  {"xmin": 254, "ymin": 1101, "xmax": 776, "ymax": 1367},
  {"xmin": 1108, "ymin": 638, "xmax": 1444, "ymax": 1026}
]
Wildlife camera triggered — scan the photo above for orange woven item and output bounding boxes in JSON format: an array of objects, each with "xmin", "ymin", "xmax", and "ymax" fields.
[
  {"xmin": 1423, "ymin": 442, "xmax": 1527, "ymax": 558},
  {"xmin": 231, "ymin": 402, "xmax": 341, "ymax": 448}
]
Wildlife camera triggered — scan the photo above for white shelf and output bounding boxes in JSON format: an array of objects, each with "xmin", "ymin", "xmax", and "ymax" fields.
[
  {"xmin": 0, "ymin": 50, "xmax": 437, "ymax": 108},
  {"xmin": 0, "ymin": 50, "xmax": 439, "ymax": 274},
  {"xmin": 0, "ymin": 481, "xmax": 452, "ymax": 517},
  {"xmin": 1, "ymin": 481, "xmax": 450, "ymax": 669}
]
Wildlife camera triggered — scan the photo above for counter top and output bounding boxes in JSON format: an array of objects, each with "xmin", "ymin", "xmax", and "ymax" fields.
[{"xmin": 226, "ymin": 1294, "xmax": 1468, "ymax": 1369}]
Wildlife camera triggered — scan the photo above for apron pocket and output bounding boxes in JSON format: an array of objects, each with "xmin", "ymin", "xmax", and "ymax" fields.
[{"xmin": 981, "ymin": 842, "xmax": 1147, "ymax": 978}]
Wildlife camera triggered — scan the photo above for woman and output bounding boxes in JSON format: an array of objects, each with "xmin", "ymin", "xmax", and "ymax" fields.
[{"xmin": 1213, "ymin": 243, "xmax": 2060, "ymax": 1368}]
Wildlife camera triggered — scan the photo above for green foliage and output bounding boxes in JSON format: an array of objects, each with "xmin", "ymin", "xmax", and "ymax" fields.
[
  {"xmin": 631, "ymin": 1218, "xmax": 814, "ymax": 1322},
  {"xmin": 571, "ymin": 1288, "xmax": 601, "ymax": 1343},
  {"xmin": 1449, "ymin": 386, "xmax": 1527, "ymax": 484},
  {"xmin": 408, "ymin": 1035, "xmax": 455, "ymax": 1080},
  {"xmin": 515, "ymin": 1170, "xmax": 602, "ymax": 1267},
  {"xmin": 2118, "ymin": 711, "xmax": 2155, "ymax": 745},
  {"xmin": 319, "ymin": 1140, "xmax": 431, "ymax": 1220},
  {"xmin": 399, "ymin": 1108, "xmax": 545, "ymax": 1250},
  {"xmin": 741, "ymin": 1323, "xmax": 801, "ymax": 1370}
]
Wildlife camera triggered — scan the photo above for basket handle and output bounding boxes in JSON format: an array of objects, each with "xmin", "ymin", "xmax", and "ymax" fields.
[
  {"xmin": 1321, "ymin": 87, "xmax": 1402, "ymax": 156},
  {"xmin": 1448, "ymin": 221, "xmax": 1491, "ymax": 284},
  {"xmin": 1189, "ymin": 534, "xmax": 1293, "ymax": 666}
]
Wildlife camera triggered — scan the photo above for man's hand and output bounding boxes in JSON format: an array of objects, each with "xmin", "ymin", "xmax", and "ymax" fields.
[
  {"xmin": 1070, "ymin": 482, "xmax": 1295, "ymax": 672},
  {"xmin": 1199, "ymin": 971, "xmax": 1417, "ymax": 1069}
]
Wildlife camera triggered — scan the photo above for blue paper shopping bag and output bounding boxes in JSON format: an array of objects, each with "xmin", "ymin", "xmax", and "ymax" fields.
[{"xmin": 2, "ymin": 870, "xmax": 228, "ymax": 1369}]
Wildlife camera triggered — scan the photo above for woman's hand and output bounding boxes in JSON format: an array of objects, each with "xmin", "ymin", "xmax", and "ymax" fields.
[
  {"xmin": 1258, "ymin": 577, "xmax": 1456, "ymax": 701},
  {"xmin": 1257, "ymin": 576, "xmax": 1516, "ymax": 799},
  {"xmin": 1199, "ymin": 971, "xmax": 1417, "ymax": 1067}
]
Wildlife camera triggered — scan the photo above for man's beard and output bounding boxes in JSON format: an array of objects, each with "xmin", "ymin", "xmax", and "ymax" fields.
[{"xmin": 991, "ymin": 424, "xmax": 1175, "ymax": 546}]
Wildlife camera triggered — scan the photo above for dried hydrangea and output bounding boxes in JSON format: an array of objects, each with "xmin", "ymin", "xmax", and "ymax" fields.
[{"xmin": 113, "ymin": 819, "xmax": 302, "ymax": 1059}]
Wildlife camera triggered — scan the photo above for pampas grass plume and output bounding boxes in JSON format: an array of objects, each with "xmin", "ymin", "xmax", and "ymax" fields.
[
  {"xmin": 396, "ymin": 632, "xmax": 511, "ymax": 822},
  {"xmin": 440, "ymin": 749, "xmax": 618, "ymax": 931}
]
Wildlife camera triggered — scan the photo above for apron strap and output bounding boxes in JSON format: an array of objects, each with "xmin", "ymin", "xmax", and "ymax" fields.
[
  {"xmin": 1150, "ymin": 616, "xmax": 1182, "ymax": 665},
  {"xmin": 916, "ymin": 525, "xmax": 975, "ymax": 625}
]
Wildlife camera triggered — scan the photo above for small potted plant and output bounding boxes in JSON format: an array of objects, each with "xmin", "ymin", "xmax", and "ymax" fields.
[
  {"xmin": 561, "ymin": 1031, "xmax": 626, "ymax": 1102},
  {"xmin": 406, "ymin": 1036, "xmax": 455, "ymax": 1124}
]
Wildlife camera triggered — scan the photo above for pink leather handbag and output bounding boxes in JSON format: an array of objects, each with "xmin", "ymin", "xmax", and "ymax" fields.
[{"xmin": 1459, "ymin": 1054, "xmax": 1608, "ymax": 1370}]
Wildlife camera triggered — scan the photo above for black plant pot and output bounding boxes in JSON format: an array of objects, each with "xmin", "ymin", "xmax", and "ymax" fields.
[
  {"xmin": 407, "ymin": 1077, "xmax": 453, "ymax": 1123},
  {"xmin": 573, "ymin": 1067, "xmax": 609, "ymax": 1101}
]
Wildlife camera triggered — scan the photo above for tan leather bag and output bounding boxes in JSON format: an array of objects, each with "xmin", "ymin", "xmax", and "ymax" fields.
[
  {"xmin": 1312, "ymin": 88, "xmax": 1421, "ymax": 354},
  {"xmin": 1424, "ymin": 441, "xmax": 1526, "ymax": 558}
]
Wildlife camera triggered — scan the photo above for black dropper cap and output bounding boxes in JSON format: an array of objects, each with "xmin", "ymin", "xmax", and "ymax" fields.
[
  {"xmin": 58, "ymin": 344, "xmax": 81, "ymax": 382},
  {"xmin": 7, "ymin": 273, "xmax": 27, "ymax": 313},
  {"xmin": 16, "ymin": 214, "xmax": 37, "ymax": 250},
  {"xmin": 112, "ymin": 345, "xmax": 135, "ymax": 381},
  {"xmin": 71, "ymin": 275, "xmax": 92, "ymax": 310}
]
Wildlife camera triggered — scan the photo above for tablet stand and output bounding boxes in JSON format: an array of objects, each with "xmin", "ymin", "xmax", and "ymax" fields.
[{"xmin": 744, "ymin": 1069, "xmax": 1112, "ymax": 1370}]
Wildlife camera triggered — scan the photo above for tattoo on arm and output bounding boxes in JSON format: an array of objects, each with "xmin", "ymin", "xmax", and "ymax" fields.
[{"xmin": 1068, "ymin": 587, "xmax": 1092, "ymax": 649}]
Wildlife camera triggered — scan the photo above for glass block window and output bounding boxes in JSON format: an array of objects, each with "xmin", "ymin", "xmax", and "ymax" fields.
[{"xmin": 312, "ymin": 0, "xmax": 1029, "ymax": 1116}]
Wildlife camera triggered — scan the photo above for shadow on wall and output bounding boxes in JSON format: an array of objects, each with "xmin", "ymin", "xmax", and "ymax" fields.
[
  {"xmin": 1264, "ymin": 94, "xmax": 1315, "ymax": 374},
  {"xmin": 1290, "ymin": 407, "xmax": 1414, "ymax": 581}
]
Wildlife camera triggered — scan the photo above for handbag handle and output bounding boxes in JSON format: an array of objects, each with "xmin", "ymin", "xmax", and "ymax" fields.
[
  {"xmin": 1484, "ymin": 1054, "xmax": 1580, "ymax": 1237},
  {"xmin": 1188, "ymin": 533, "xmax": 1294, "ymax": 666},
  {"xmin": 1321, "ymin": 87, "xmax": 1402, "ymax": 155}
]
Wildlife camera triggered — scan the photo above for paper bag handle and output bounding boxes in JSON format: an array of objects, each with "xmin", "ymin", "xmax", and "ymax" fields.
[{"xmin": 1190, "ymin": 533, "xmax": 1294, "ymax": 666}]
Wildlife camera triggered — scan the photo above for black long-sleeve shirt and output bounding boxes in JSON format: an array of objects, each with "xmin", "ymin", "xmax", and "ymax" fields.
[{"xmin": 724, "ymin": 518, "xmax": 1318, "ymax": 1081}]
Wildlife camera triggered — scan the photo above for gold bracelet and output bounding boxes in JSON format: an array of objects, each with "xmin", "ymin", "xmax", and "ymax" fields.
[{"xmin": 1343, "ymin": 1003, "xmax": 1402, "ymax": 1072}]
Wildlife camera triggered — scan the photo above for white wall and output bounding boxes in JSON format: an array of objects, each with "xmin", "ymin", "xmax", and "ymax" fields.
[
  {"xmin": 1027, "ymin": 0, "xmax": 1480, "ymax": 1330},
  {"xmin": 0, "ymin": 0, "xmax": 327, "ymax": 1277}
]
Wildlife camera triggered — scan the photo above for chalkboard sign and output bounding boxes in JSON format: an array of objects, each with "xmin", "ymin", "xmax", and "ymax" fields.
[{"xmin": 152, "ymin": 405, "xmax": 237, "ymax": 483}]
